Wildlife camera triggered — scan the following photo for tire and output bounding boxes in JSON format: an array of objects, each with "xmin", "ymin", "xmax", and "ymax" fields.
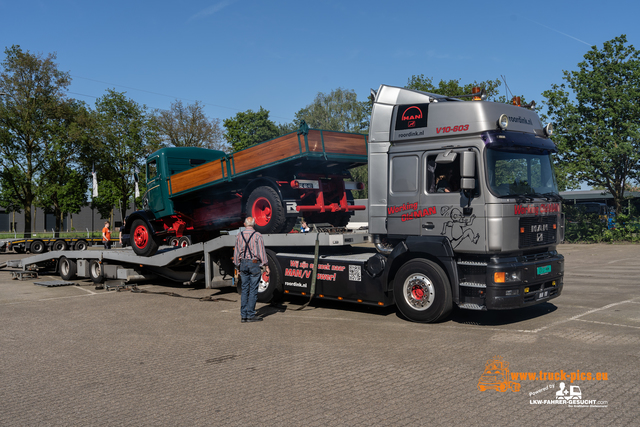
[
  {"xmin": 52, "ymin": 240, "xmax": 67, "ymax": 251},
  {"xmin": 246, "ymin": 186, "xmax": 286, "ymax": 234},
  {"xmin": 74, "ymin": 240, "xmax": 88, "ymax": 251},
  {"xmin": 168, "ymin": 236, "xmax": 179, "ymax": 247},
  {"xmin": 30, "ymin": 240, "xmax": 46, "ymax": 254},
  {"xmin": 178, "ymin": 236, "xmax": 191, "ymax": 248},
  {"xmin": 89, "ymin": 259, "xmax": 105, "ymax": 284},
  {"xmin": 13, "ymin": 247, "xmax": 24, "ymax": 254},
  {"xmin": 257, "ymin": 249, "xmax": 283, "ymax": 303},
  {"xmin": 59, "ymin": 257, "xmax": 77, "ymax": 280},
  {"xmin": 393, "ymin": 259, "xmax": 452, "ymax": 323},
  {"xmin": 282, "ymin": 217, "xmax": 297, "ymax": 233},
  {"xmin": 328, "ymin": 213, "xmax": 350, "ymax": 227},
  {"xmin": 130, "ymin": 219, "xmax": 158, "ymax": 257}
]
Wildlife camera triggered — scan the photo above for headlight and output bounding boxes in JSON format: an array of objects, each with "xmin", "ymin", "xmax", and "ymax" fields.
[
  {"xmin": 498, "ymin": 114, "xmax": 509, "ymax": 130},
  {"xmin": 494, "ymin": 270, "xmax": 521, "ymax": 283}
]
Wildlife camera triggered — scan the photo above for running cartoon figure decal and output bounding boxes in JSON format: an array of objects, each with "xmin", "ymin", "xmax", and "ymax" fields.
[{"xmin": 441, "ymin": 206, "xmax": 480, "ymax": 248}]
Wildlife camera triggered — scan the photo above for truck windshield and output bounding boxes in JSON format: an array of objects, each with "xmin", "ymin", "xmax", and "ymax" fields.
[{"xmin": 486, "ymin": 148, "xmax": 559, "ymax": 199}]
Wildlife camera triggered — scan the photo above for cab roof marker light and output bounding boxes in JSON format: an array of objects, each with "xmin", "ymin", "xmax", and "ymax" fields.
[{"xmin": 498, "ymin": 114, "xmax": 509, "ymax": 130}]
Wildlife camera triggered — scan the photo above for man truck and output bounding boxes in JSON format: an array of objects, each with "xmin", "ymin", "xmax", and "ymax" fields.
[{"xmin": 15, "ymin": 84, "xmax": 564, "ymax": 323}]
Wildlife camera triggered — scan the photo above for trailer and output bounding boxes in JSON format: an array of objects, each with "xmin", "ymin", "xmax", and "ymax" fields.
[
  {"xmin": 2, "ymin": 236, "xmax": 119, "ymax": 254},
  {"xmin": 15, "ymin": 230, "xmax": 382, "ymax": 305}
]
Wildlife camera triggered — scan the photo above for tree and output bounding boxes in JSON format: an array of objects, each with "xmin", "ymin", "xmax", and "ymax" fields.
[
  {"xmin": 91, "ymin": 89, "xmax": 161, "ymax": 222},
  {"xmin": 543, "ymin": 35, "xmax": 640, "ymax": 214},
  {"xmin": 0, "ymin": 45, "xmax": 72, "ymax": 236},
  {"xmin": 406, "ymin": 75, "xmax": 502, "ymax": 100},
  {"xmin": 36, "ymin": 99, "xmax": 92, "ymax": 233},
  {"xmin": 223, "ymin": 107, "xmax": 280, "ymax": 152},
  {"xmin": 155, "ymin": 100, "xmax": 228, "ymax": 152},
  {"xmin": 294, "ymin": 87, "xmax": 369, "ymax": 133}
]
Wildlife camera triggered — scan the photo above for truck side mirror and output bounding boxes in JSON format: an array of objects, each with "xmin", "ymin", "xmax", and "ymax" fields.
[{"xmin": 460, "ymin": 151, "xmax": 476, "ymax": 191}]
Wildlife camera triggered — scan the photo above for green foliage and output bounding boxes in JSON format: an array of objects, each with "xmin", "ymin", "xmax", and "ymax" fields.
[
  {"xmin": 543, "ymin": 35, "xmax": 640, "ymax": 214},
  {"xmin": 294, "ymin": 88, "xmax": 369, "ymax": 133},
  {"xmin": 564, "ymin": 205, "xmax": 640, "ymax": 243},
  {"xmin": 223, "ymin": 107, "xmax": 280, "ymax": 152},
  {"xmin": 91, "ymin": 89, "xmax": 160, "ymax": 220},
  {"xmin": 154, "ymin": 100, "xmax": 228, "ymax": 152},
  {"xmin": 0, "ymin": 45, "xmax": 74, "ymax": 234},
  {"xmin": 406, "ymin": 75, "xmax": 502, "ymax": 100}
]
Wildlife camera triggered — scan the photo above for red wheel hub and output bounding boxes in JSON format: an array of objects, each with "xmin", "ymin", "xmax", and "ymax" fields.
[
  {"xmin": 252, "ymin": 197, "xmax": 272, "ymax": 226},
  {"xmin": 261, "ymin": 271, "xmax": 269, "ymax": 282},
  {"xmin": 411, "ymin": 285, "xmax": 425, "ymax": 300},
  {"xmin": 134, "ymin": 225, "xmax": 148, "ymax": 248}
]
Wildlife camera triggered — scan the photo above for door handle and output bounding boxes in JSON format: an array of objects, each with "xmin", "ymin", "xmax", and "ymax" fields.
[{"xmin": 422, "ymin": 222, "xmax": 435, "ymax": 230}]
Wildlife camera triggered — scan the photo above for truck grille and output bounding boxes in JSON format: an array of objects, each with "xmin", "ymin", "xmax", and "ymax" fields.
[{"xmin": 519, "ymin": 216, "xmax": 557, "ymax": 248}]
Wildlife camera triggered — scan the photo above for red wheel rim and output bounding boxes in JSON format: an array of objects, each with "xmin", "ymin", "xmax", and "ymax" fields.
[
  {"xmin": 252, "ymin": 197, "xmax": 272, "ymax": 226},
  {"xmin": 134, "ymin": 225, "xmax": 148, "ymax": 248},
  {"xmin": 180, "ymin": 240, "xmax": 189, "ymax": 248},
  {"xmin": 261, "ymin": 271, "xmax": 269, "ymax": 282}
]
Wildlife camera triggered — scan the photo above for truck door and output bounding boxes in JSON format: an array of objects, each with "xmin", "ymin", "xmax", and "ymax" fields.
[
  {"xmin": 420, "ymin": 149, "xmax": 485, "ymax": 253},
  {"xmin": 386, "ymin": 153, "xmax": 421, "ymax": 236},
  {"xmin": 146, "ymin": 157, "xmax": 165, "ymax": 214}
]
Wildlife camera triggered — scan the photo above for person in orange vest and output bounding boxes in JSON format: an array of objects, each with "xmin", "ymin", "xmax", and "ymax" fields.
[{"xmin": 102, "ymin": 221, "xmax": 111, "ymax": 249}]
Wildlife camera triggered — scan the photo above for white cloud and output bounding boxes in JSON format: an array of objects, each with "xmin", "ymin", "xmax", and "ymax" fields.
[{"xmin": 189, "ymin": 0, "xmax": 237, "ymax": 21}]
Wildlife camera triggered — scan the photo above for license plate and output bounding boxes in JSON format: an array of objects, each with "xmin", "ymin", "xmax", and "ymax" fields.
[
  {"xmin": 537, "ymin": 290, "xmax": 550, "ymax": 300},
  {"xmin": 537, "ymin": 265, "xmax": 551, "ymax": 275}
]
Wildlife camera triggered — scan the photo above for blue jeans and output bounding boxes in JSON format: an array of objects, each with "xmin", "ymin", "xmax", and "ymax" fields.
[{"xmin": 239, "ymin": 259, "xmax": 261, "ymax": 319}]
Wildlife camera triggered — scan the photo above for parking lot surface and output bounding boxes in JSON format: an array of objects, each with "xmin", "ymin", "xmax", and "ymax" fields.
[{"xmin": 1, "ymin": 243, "xmax": 638, "ymax": 426}]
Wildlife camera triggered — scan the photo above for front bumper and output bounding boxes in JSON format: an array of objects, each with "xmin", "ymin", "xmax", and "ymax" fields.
[{"xmin": 485, "ymin": 252, "xmax": 564, "ymax": 310}]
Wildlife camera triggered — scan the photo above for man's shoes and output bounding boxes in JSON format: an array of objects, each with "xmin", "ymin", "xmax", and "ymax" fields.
[
  {"xmin": 241, "ymin": 318, "xmax": 247, "ymax": 323},
  {"xmin": 245, "ymin": 316, "xmax": 263, "ymax": 323}
]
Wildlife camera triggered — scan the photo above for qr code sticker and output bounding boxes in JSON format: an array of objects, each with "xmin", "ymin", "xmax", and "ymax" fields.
[{"xmin": 349, "ymin": 265, "xmax": 361, "ymax": 282}]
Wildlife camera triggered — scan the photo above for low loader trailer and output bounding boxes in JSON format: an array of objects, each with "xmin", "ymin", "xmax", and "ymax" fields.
[
  {"xmin": 12, "ymin": 84, "xmax": 565, "ymax": 323},
  {"xmin": 2, "ymin": 236, "xmax": 119, "ymax": 254}
]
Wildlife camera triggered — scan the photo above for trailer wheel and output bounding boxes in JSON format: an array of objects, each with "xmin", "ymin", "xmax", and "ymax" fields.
[
  {"xmin": 30, "ymin": 240, "xmax": 46, "ymax": 254},
  {"xmin": 393, "ymin": 259, "xmax": 452, "ymax": 323},
  {"xmin": 89, "ymin": 259, "xmax": 105, "ymax": 284},
  {"xmin": 130, "ymin": 219, "xmax": 158, "ymax": 257},
  {"xmin": 13, "ymin": 247, "xmax": 24, "ymax": 254},
  {"xmin": 52, "ymin": 240, "xmax": 67, "ymax": 251},
  {"xmin": 257, "ymin": 249, "xmax": 283, "ymax": 303},
  {"xmin": 178, "ymin": 236, "xmax": 191, "ymax": 247},
  {"xmin": 247, "ymin": 186, "xmax": 286, "ymax": 234},
  {"xmin": 59, "ymin": 257, "xmax": 77, "ymax": 280},
  {"xmin": 74, "ymin": 240, "xmax": 88, "ymax": 251}
]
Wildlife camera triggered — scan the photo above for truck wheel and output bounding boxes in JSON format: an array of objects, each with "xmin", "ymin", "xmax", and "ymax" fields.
[
  {"xmin": 257, "ymin": 249, "xmax": 283, "ymax": 303},
  {"xmin": 130, "ymin": 219, "xmax": 159, "ymax": 257},
  {"xmin": 31, "ymin": 240, "xmax": 46, "ymax": 254},
  {"xmin": 52, "ymin": 240, "xmax": 67, "ymax": 251},
  {"xmin": 178, "ymin": 236, "xmax": 191, "ymax": 247},
  {"xmin": 247, "ymin": 186, "xmax": 286, "ymax": 234},
  {"xmin": 168, "ymin": 236, "xmax": 179, "ymax": 246},
  {"xmin": 89, "ymin": 259, "xmax": 105, "ymax": 284},
  {"xmin": 393, "ymin": 259, "xmax": 452, "ymax": 323},
  {"xmin": 328, "ymin": 213, "xmax": 350, "ymax": 227},
  {"xmin": 74, "ymin": 240, "xmax": 88, "ymax": 251},
  {"xmin": 282, "ymin": 217, "xmax": 297, "ymax": 233},
  {"xmin": 59, "ymin": 257, "xmax": 77, "ymax": 280}
]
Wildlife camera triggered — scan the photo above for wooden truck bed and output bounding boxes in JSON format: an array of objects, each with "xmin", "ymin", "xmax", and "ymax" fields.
[{"xmin": 168, "ymin": 129, "xmax": 367, "ymax": 198}]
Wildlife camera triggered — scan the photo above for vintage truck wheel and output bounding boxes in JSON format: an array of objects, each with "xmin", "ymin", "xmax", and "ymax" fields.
[
  {"xmin": 52, "ymin": 240, "xmax": 67, "ymax": 251},
  {"xmin": 168, "ymin": 236, "xmax": 180, "ymax": 246},
  {"xmin": 59, "ymin": 257, "xmax": 77, "ymax": 280},
  {"xmin": 393, "ymin": 259, "xmax": 452, "ymax": 323},
  {"xmin": 247, "ymin": 186, "xmax": 286, "ymax": 234},
  {"xmin": 178, "ymin": 236, "xmax": 191, "ymax": 247},
  {"xmin": 30, "ymin": 240, "xmax": 46, "ymax": 254},
  {"xmin": 328, "ymin": 212, "xmax": 350, "ymax": 227},
  {"xmin": 130, "ymin": 219, "xmax": 159, "ymax": 257},
  {"xmin": 74, "ymin": 240, "xmax": 88, "ymax": 251}
]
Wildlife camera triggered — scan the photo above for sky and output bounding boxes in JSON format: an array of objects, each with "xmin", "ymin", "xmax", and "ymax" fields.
[{"xmin": 3, "ymin": 0, "xmax": 639, "ymax": 126}]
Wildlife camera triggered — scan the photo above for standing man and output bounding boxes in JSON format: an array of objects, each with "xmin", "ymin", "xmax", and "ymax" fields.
[
  {"xmin": 102, "ymin": 221, "xmax": 111, "ymax": 249},
  {"xmin": 233, "ymin": 217, "xmax": 269, "ymax": 323}
]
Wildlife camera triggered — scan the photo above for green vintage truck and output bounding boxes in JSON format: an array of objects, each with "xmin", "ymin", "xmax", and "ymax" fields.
[{"xmin": 124, "ymin": 124, "xmax": 368, "ymax": 256}]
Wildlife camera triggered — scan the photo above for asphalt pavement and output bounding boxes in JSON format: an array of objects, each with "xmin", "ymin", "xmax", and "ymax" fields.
[{"xmin": 0, "ymin": 243, "xmax": 638, "ymax": 426}]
